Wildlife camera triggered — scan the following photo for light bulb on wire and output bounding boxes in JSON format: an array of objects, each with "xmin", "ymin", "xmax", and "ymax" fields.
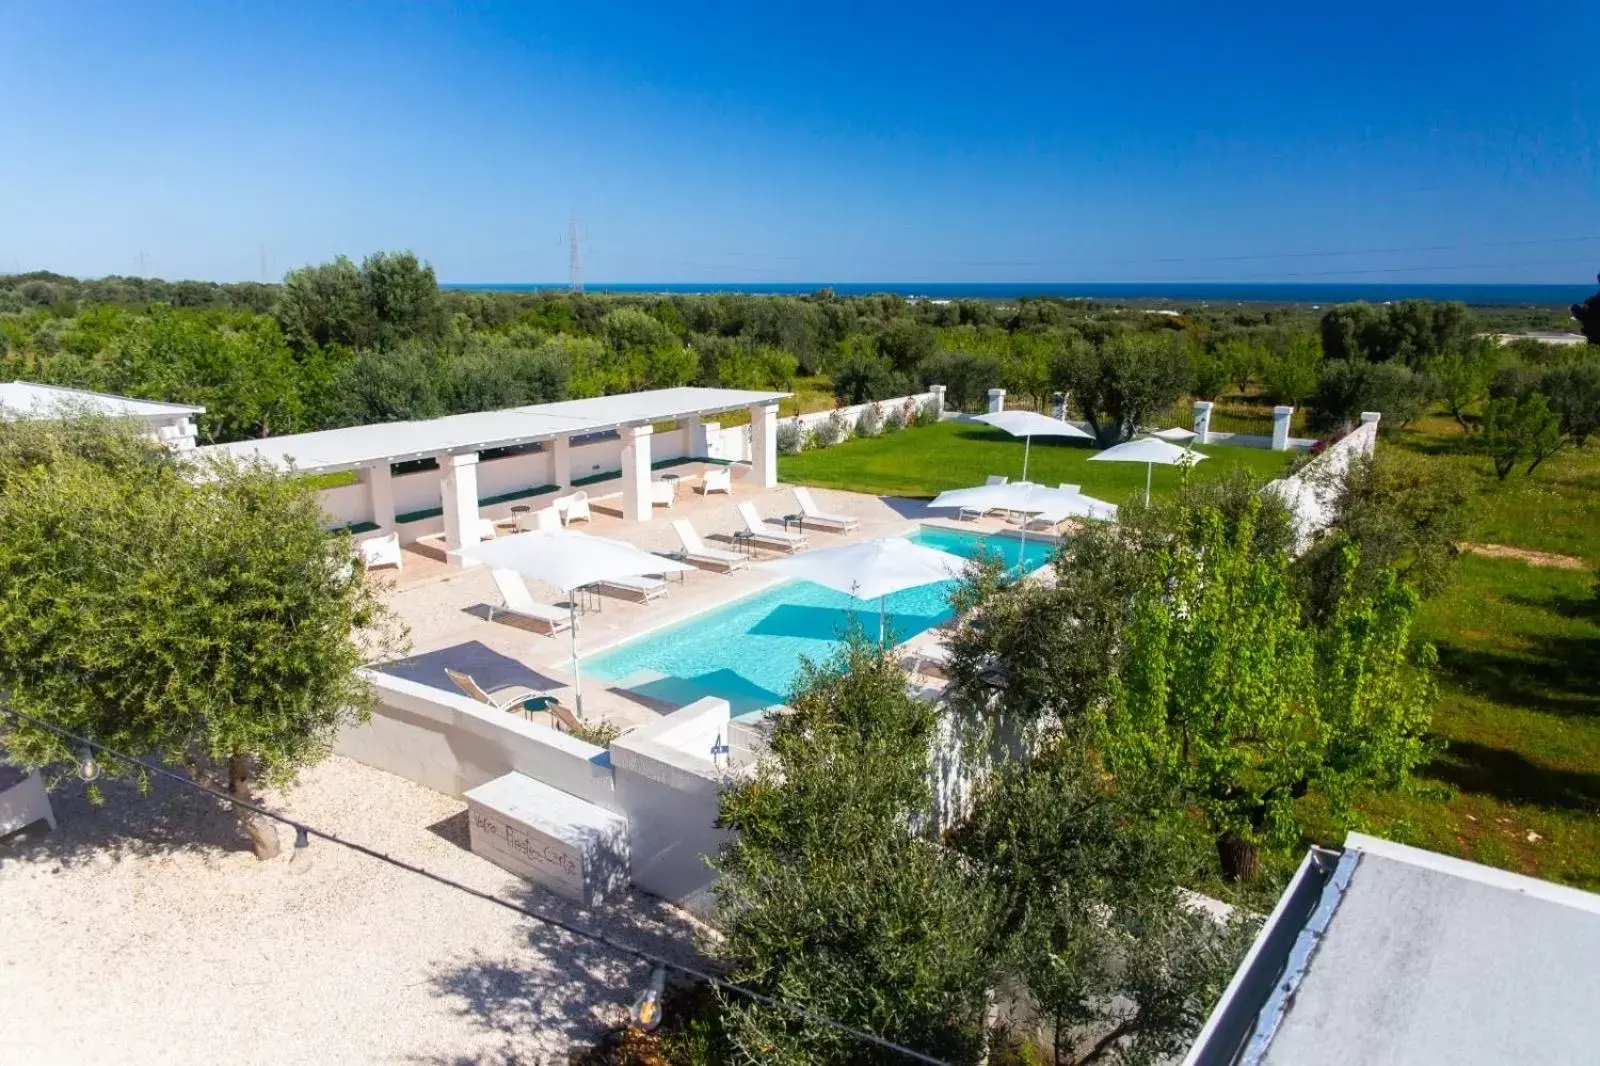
[
  {"xmin": 630, "ymin": 965, "xmax": 667, "ymax": 1031},
  {"xmin": 289, "ymin": 825, "xmax": 312, "ymax": 873},
  {"xmin": 77, "ymin": 746, "xmax": 101, "ymax": 782}
]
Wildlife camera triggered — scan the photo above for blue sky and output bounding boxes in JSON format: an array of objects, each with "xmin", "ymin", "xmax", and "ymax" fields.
[{"xmin": 2, "ymin": 1, "xmax": 1596, "ymax": 283}]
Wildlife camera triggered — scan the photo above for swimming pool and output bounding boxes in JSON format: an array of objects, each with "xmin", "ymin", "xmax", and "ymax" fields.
[{"xmin": 583, "ymin": 526, "xmax": 1056, "ymax": 714}]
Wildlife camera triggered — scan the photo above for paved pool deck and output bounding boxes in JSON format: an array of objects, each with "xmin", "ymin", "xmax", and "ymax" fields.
[{"xmin": 373, "ymin": 475, "xmax": 1055, "ymax": 729}]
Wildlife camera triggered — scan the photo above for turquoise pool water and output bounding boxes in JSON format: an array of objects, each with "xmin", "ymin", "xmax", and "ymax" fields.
[{"xmin": 583, "ymin": 527, "xmax": 1056, "ymax": 713}]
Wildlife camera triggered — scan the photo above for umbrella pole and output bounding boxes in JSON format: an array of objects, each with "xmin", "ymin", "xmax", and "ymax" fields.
[
  {"xmin": 879, "ymin": 596, "xmax": 886, "ymax": 647},
  {"xmin": 1144, "ymin": 462, "xmax": 1153, "ymax": 506},
  {"xmin": 569, "ymin": 598, "xmax": 583, "ymax": 719},
  {"xmin": 1021, "ymin": 434, "xmax": 1032, "ymax": 483}
]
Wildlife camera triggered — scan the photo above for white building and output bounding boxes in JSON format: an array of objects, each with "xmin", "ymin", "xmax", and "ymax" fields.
[{"xmin": 0, "ymin": 381, "xmax": 204, "ymax": 450}]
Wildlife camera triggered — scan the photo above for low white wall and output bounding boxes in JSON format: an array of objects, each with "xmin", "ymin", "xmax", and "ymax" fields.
[
  {"xmin": 1204, "ymin": 430, "xmax": 1316, "ymax": 452},
  {"xmin": 1262, "ymin": 420, "xmax": 1379, "ymax": 553},
  {"xmin": 477, "ymin": 449, "xmax": 555, "ymax": 498},
  {"xmin": 320, "ymin": 481, "xmax": 372, "ymax": 527},
  {"xmin": 609, "ymin": 698, "xmax": 736, "ymax": 911},
  {"xmin": 782, "ymin": 391, "xmax": 935, "ymax": 450},
  {"xmin": 393, "ymin": 467, "xmax": 444, "ymax": 515},
  {"xmin": 338, "ymin": 674, "xmax": 737, "ymax": 912},
  {"xmin": 338, "ymin": 672, "xmax": 619, "ymax": 812}
]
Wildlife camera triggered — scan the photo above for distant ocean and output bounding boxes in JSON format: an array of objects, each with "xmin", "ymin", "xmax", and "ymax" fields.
[{"xmin": 444, "ymin": 281, "xmax": 1591, "ymax": 306}]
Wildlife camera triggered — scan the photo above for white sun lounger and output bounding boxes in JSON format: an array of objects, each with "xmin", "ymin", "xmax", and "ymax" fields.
[
  {"xmin": 488, "ymin": 569, "xmax": 573, "ymax": 634},
  {"xmin": 672, "ymin": 519, "xmax": 747, "ymax": 571},
  {"xmin": 737, "ymin": 502, "xmax": 809, "ymax": 553},
  {"xmin": 792, "ymin": 486, "xmax": 859, "ymax": 533},
  {"xmin": 594, "ymin": 573, "xmax": 667, "ymax": 602}
]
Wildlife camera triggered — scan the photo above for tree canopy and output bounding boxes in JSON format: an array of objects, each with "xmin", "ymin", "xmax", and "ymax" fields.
[{"xmin": 0, "ymin": 417, "xmax": 402, "ymax": 857}]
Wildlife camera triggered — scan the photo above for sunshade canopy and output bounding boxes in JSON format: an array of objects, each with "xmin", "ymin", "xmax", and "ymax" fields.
[
  {"xmin": 756, "ymin": 537, "xmax": 968, "ymax": 601},
  {"xmin": 452, "ymin": 530, "xmax": 691, "ymax": 591},
  {"xmin": 973, "ymin": 410, "xmax": 1094, "ymax": 440},
  {"xmin": 1088, "ymin": 437, "xmax": 1208, "ymax": 466},
  {"xmin": 1150, "ymin": 426, "xmax": 1198, "ymax": 443},
  {"xmin": 928, "ymin": 480, "xmax": 1057, "ymax": 514},
  {"xmin": 1033, "ymin": 490, "xmax": 1119, "ymax": 523}
]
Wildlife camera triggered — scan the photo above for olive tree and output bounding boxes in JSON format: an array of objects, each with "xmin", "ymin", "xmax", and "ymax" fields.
[{"xmin": 0, "ymin": 418, "xmax": 401, "ymax": 858}]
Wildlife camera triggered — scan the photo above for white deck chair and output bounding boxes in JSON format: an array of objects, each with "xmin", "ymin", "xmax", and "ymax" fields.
[
  {"xmin": 444, "ymin": 669, "xmax": 569, "ymax": 726},
  {"xmin": 595, "ymin": 573, "xmax": 667, "ymax": 602},
  {"xmin": 672, "ymin": 519, "xmax": 747, "ymax": 571},
  {"xmin": 474, "ymin": 517, "xmax": 498, "ymax": 541},
  {"xmin": 487, "ymin": 569, "xmax": 573, "ymax": 634},
  {"xmin": 737, "ymin": 501, "xmax": 808, "ymax": 553},
  {"xmin": 556, "ymin": 491, "xmax": 591, "ymax": 525},
  {"xmin": 792, "ymin": 486, "xmax": 859, "ymax": 533},
  {"xmin": 356, "ymin": 532, "xmax": 402, "ymax": 571},
  {"xmin": 650, "ymin": 479, "xmax": 677, "ymax": 510},
  {"xmin": 701, "ymin": 467, "xmax": 732, "ymax": 495}
]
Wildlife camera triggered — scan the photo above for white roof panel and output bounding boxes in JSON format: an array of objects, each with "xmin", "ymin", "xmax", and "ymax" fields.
[
  {"xmin": 521, "ymin": 387, "xmax": 787, "ymax": 424},
  {"xmin": 191, "ymin": 386, "xmax": 788, "ymax": 474},
  {"xmin": 0, "ymin": 381, "xmax": 204, "ymax": 420}
]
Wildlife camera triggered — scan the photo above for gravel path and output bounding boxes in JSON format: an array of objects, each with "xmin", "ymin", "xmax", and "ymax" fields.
[{"xmin": 0, "ymin": 756, "xmax": 706, "ymax": 1065}]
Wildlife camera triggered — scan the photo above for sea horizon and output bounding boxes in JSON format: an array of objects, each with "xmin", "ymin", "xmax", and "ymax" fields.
[{"xmin": 442, "ymin": 280, "xmax": 1592, "ymax": 307}]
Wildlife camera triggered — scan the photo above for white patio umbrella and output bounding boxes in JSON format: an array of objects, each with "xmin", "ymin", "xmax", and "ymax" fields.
[
  {"xmin": 1150, "ymin": 426, "xmax": 1198, "ymax": 443},
  {"xmin": 756, "ymin": 537, "xmax": 968, "ymax": 643},
  {"xmin": 973, "ymin": 410, "xmax": 1093, "ymax": 483},
  {"xmin": 927, "ymin": 480, "xmax": 1061, "ymax": 560},
  {"xmin": 1031, "ymin": 489, "xmax": 1120, "ymax": 524},
  {"xmin": 1088, "ymin": 437, "xmax": 1207, "ymax": 505},
  {"xmin": 453, "ymin": 530, "xmax": 693, "ymax": 717}
]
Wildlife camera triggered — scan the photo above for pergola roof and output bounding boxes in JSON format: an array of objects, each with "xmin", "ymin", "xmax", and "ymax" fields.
[
  {"xmin": 0, "ymin": 381, "xmax": 205, "ymax": 420},
  {"xmin": 193, "ymin": 387, "xmax": 788, "ymax": 475}
]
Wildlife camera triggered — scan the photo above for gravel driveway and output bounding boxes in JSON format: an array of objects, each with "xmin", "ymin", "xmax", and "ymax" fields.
[{"xmin": 0, "ymin": 756, "xmax": 707, "ymax": 1065}]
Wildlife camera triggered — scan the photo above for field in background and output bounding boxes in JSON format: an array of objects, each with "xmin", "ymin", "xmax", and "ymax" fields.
[{"xmin": 1322, "ymin": 416, "xmax": 1600, "ymax": 888}]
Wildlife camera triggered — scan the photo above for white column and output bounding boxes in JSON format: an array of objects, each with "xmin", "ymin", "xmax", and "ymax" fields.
[
  {"xmin": 929, "ymin": 385, "xmax": 946, "ymax": 418},
  {"xmin": 440, "ymin": 452, "xmax": 481, "ymax": 557},
  {"xmin": 1193, "ymin": 400, "xmax": 1214, "ymax": 445},
  {"xmin": 551, "ymin": 434, "xmax": 573, "ymax": 490},
  {"xmin": 621, "ymin": 424, "xmax": 654, "ymax": 523},
  {"xmin": 681, "ymin": 414, "xmax": 704, "ymax": 458},
  {"xmin": 1272, "ymin": 406, "xmax": 1294, "ymax": 451},
  {"xmin": 363, "ymin": 463, "xmax": 396, "ymax": 531},
  {"xmin": 749, "ymin": 402, "xmax": 779, "ymax": 489},
  {"xmin": 987, "ymin": 388, "xmax": 1006, "ymax": 413}
]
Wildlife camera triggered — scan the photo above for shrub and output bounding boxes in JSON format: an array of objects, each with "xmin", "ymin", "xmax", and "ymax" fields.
[
  {"xmin": 914, "ymin": 398, "xmax": 940, "ymax": 426},
  {"xmin": 883, "ymin": 401, "xmax": 908, "ymax": 433},
  {"xmin": 776, "ymin": 420, "xmax": 805, "ymax": 455},
  {"xmin": 855, "ymin": 403, "xmax": 883, "ymax": 438},
  {"xmin": 809, "ymin": 412, "xmax": 842, "ymax": 448}
]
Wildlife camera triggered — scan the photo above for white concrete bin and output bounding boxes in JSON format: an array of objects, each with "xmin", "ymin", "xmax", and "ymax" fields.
[
  {"xmin": 464, "ymin": 772, "xmax": 630, "ymax": 906},
  {"xmin": 0, "ymin": 766, "xmax": 56, "ymax": 838}
]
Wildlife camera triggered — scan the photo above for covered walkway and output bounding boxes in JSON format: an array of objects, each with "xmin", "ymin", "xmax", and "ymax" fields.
[{"xmin": 195, "ymin": 387, "xmax": 787, "ymax": 557}]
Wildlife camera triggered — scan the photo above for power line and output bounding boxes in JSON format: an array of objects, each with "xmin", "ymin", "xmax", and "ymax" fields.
[{"xmin": 0, "ymin": 706, "xmax": 951, "ymax": 1066}]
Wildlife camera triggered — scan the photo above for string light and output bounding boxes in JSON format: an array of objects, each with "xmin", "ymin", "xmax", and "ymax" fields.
[
  {"xmin": 0, "ymin": 705, "xmax": 951, "ymax": 1066},
  {"xmin": 290, "ymin": 825, "xmax": 312, "ymax": 873},
  {"xmin": 77, "ymin": 745, "xmax": 101, "ymax": 782},
  {"xmin": 630, "ymin": 964, "xmax": 667, "ymax": 1030}
]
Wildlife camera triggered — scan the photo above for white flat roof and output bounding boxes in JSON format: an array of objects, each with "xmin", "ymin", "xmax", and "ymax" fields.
[
  {"xmin": 0, "ymin": 381, "xmax": 205, "ymax": 420},
  {"xmin": 194, "ymin": 387, "xmax": 787, "ymax": 474}
]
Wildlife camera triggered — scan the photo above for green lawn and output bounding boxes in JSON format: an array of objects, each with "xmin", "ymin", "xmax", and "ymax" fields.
[{"xmin": 778, "ymin": 419, "xmax": 1295, "ymax": 504}]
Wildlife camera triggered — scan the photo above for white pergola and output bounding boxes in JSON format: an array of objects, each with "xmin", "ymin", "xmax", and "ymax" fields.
[
  {"xmin": 0, "ymin": 380, "xmax": 205, "ymax": 450},
  {"xmin": 193, "ymin": 387, "xmax": 787, "ymax": 555}
]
